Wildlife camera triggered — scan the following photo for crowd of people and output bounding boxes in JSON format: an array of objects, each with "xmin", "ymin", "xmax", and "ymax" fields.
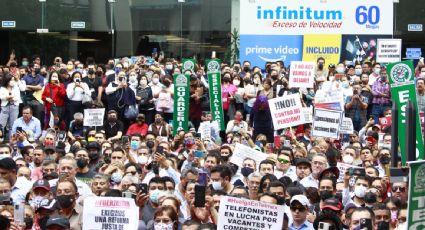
[{"xmin": 0, "ymin": 51, "xmax": 424, "ymax": 230}]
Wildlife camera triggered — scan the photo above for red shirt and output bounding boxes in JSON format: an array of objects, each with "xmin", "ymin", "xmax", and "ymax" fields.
[
  {"xmin": 42, "ymin": 83, "xmax": 66, "ymax": 109},
  {"xmin": 126, "ymin": 123, "xmax": 149, "ymax": 136}
]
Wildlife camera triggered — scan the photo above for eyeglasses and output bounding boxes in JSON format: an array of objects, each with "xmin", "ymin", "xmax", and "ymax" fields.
[
  {"xmin": 290, "ymin": 206, "xmax": 306, "ymax": 212},
  {"xmin": 392, "ymin": 186, "xmax": 406, "ymax": 192},
  {"xmin": 278, "ymin": 158, "xmax": 290, "ymax": 164}
]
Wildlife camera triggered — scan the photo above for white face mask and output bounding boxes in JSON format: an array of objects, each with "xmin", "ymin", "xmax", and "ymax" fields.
[
  {"xmin": 343, "ymin": 155, "xmax": 354, "ymax": 164},
  {"xmin": 137, "ymin": 155, "xmax": 148, "ymax": 165},
  {"xmin": 354, "ymin": 185, "xmax": 367, "ymax": 198},
  {"xmin": 336, "ymin": 67, "xmax": 345, "ymax": 74},
  {"xmin": 152, "ymin": 78, "xmax": 159, "ymax": 84},
  {"xmin": 154, "ymin": 223, "xmax": 173, "ymax": 230},
  {"xmin": 233, "ymin": 80, "xmax": 240, "ymax": 86},
  {"xmin": 420, "ymin": 72, "xmax": 425, "ymax": 77},
  {"xmin": 212, "ymin": 181, "xmax": 224, "ymax": 191},
  {"xmin": 374, "ymin": 68, "xmax": 381, "ymax": 75},
  {"xmin": 140, "ymin": 79, "xmax": 148, "ymax": 86},
  {"xmin": 355, "ymin": 69, "xmax": 362, "ymax": 76},
  {"xmin": 329, "ymin": 76, "xmax": 335, "ymax": 81}
]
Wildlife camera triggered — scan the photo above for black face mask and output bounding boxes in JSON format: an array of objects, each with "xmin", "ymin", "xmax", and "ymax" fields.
[
  {"xmin": 285, "ymin": 199, "xmax": 290, "ymax": 206},
  {"xmin": 271, "ymin": 75, "xmax": 278, "ymax": 80},
  {"xmin": 277, "ymin": 196, "xmax": 286, "ymax": 205},
  {"xmin": 88, "ymin": 69, "xmax": 95, "ymax": 75},
  {"xmin": 318, "ymin": 63, "xmax": 324, "ymax": 70},
  {"xmin": 243, "ymin": 67, "xmax": 250, "ymax": 72},
  {"xmin": 364, "ymin": 192, "xmax": 377, "ymax": 204},
  {"xmin": 241, "ymin": 167, "xmax": 254, "ymax": 177},
  {"xmin": 34, "ymin": 68, "xmax": 41, "ymax": 74},
  {"xmin": 43, "ymin": 172, "xmax": 58, "ymax": 180},
  {"xmin": 96, "ymin": 71, "xmax": 103, "ymax": 77},
  {"xmin": 146, "ymin": 140, "xmax": 155, "ymax": 149},
  {"xmin": 56, "ymin": 194, "xmax": 75, "ymax": 209},
  {"xmin": 223, "ymin": 77, "xmax": 230, "ymax": 83},
  {"xmin": 25, "ymin": 217, "xmax": 33, "ymax": 229},
  {"xmin": 377, "ymin": 221, "xmax": 390, "ymax": 230},
  {"xmin": 320, "ymin": 190, "xmax": 333, "ymax": 201},
  {"xmin": 335, "ymin": 192, "xmax": 343, "ymax": 202},
  {"xmin": 89, "ymin": 152, "xmax": 99, "ymax": 160},
  {"xmin": 221, "ymin": 155, "xmax": 229, "ymax": 162},
  {"xmin": 380, "ymin": 155, "xmax": 391, "ymax": 165},
  {"xmin": 76, "ymin": 158, "xmax": 88, "ymax": 168}
]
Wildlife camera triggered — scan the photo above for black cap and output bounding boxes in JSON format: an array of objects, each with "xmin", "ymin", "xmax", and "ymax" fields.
[
  {"xmin": 108, "ymin": 110, "xmax": 117, "ymax": 114},
  {"xmin": 32, "ymin": 179, "xmax": 51, "ymax": 191},
  {"xmin": 295, "ymin": 158, "xmax": 311, "ymax": 167},
  {"xmin": 44, "ymin": 145, "xmax": 56, "ymax": 152},
  {"xmin": 86, "ymin": 141, "xmax": 100, "ymax": 150},
  {"xmin": 46, "ymin": 215, "xmax": 70, "ymax": 228},
  {"xmin": 319, "ymin": 166, "xmax": 340, "ymax": 181}
]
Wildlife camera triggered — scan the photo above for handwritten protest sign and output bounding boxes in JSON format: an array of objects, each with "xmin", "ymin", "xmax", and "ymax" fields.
[
  {"xmin": 83, "ymin": 197, "xmax": 138, "ymax": 230},
  {"xmin": 218, "ymin": 196, "xmax": 284, "ymax": 230},
  {"xmin": 312, "ymin": 108, "xmax": 343, "ymax": 139},
  {"xmin": 340, "ymin": 117, "xmax": 354, "ymax": 134},
  {"xmin": 302, "ymin": 106, "xmax": 313, "ymax": 124},
  {"xmin": 268, "ymin": 94, "xmax": 306, "ymax": 130},
  {"xmin": 289, "ymin": 61, "xmax": 315, "ymax": 88},
  {"xmin": 231, "ymin": 143, "xmax": 267, "ymax": 167},
  {"xmin": 84, "ymin": 108, "xmax": 105, "ymax": 127}
]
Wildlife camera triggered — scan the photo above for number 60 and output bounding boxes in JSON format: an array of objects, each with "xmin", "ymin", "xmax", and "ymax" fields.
[{"xmin": 356, "ymin": 6, "xmax": 380, "ymax": 25}]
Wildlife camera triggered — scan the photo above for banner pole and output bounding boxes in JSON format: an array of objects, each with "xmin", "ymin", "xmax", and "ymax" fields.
[
  {"xmin": 391, "ymin": 101, "xmax": 399, "ymax": 167},
  {"xmin": 406, "ymin": 100, "xmax": 416, "ymax": 161}
]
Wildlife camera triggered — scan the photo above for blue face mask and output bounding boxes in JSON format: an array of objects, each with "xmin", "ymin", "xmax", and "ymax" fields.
[{"xmin": 130, "ymin": 141, "xmax": 140, "ymax": 150}]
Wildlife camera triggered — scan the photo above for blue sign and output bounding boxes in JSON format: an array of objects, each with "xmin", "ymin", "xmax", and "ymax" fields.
[
  {"xmin": 240, "ymin": 35, "xmax": 303, "ymax": 68},
  {"xmin": 1, "ymin": 21, "xmax": 16, "ymax": 28},
  {"xmin": 406, "ymin": 48, "xmax": 422, "ymax": 59}
]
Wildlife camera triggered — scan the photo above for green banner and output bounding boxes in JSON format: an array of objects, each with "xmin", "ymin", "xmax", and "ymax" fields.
[
  {"xmin": 172, "ymin": 74, "xmax": 190, "ymax": 136},
  {"xmin": 206, "ymin": 59, "xmax": 225, "ymax": 131},
  {"xmin": 407, "ymin": 160, "xmax": 425, "ymax": 229},
  {"xmin": 182, "ymin": 58, "xmax": 196, "ymax": 73},
  {"xmin": 386, "ymin": 60, "xmax": 425, "ymax": 164}
]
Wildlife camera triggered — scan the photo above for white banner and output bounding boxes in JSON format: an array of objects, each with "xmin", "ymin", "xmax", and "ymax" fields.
[
  {"xmin": 84, "ymin": 108, "xmax": 105, "ymax": 127},
  {"xmin": 289, "ymin": 61, "xmax": 315, "ymax": 88},
  {"xmin": 336, "ymin": 162, "xmax": 360, "ymax": 182},
  {"xmin": 83, "ymin": 197, "xmax": 138, "ymax": 230},
  {"xmin": 218, "ymin": 196, "xmax": 284, "ymax": 230},
  {"xmin": 231, "ymin": 143, "xmax": 268, "ymax": 167},
  {"xmin": 312, "ymin": 108, "xmax": 343, "ymax": 139},
  {"xmin": 340, "ymin": 117, "xmax": 354, "ymax": 134},
  {"xmin": 376, "ymin": 39, "xmax": 402, "ymax": 63},
  {"xmin": 268, "ymin": 94, "xmax": 306, "ymax": 130},
  {"xmin": 302, "ymin": 106, "xmax": 313, "ymax": 123},
  {"xmin": 240, "ymin": 0, "xmax": 393, "ymax": 35}
]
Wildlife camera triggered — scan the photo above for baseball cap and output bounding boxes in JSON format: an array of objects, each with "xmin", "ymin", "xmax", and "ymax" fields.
[
  {"xmin": 86, "ymin": 141, "xmax": 100, "ymax": 150},
  {"xmin": 33, "ymin": 179, "xmax": 51, "ymax": 191},
  {"xmin": 107, "ymin": 109, "xmax": 117, "ymax": 114},
  {"xmin": 44, "ymin": 145, "xmax": 56, "ymax": 152},
  {"xmin": 319, "ymin": 167, "xmax": 340, "ymax": 181},
  {"xmin": 344, "ymin": 203, "xmax": 357, "ymax": 213},
  {"xmin": 35, "ymin": 199, "xmax": 57, "ymax": 212},
  {"xmin": 290, "ymin": 195, "xmax": 310, "ymax": 207},
  {"xmin": 295, "ymin": 158, "xmax": 311, "ymax": 167},
  {"xmin": 322, "ymin": 197, "xmax": 342, "ymax": 211},
  {"xmin": 46, "ymin": 215, "xmax": 70, "ymax": 228}
]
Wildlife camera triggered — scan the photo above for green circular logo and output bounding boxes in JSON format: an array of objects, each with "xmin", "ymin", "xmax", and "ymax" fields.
[{"xmin": 390, "ymin": 63, "xmax": 412, "ymax": 84}]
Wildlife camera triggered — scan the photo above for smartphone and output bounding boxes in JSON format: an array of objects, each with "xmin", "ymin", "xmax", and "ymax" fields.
[
  {"xmin": 156, "ymin": 146, "xmax": 164, "ymax": 155},
  {"xmin": 360, "ymin": 218, "xmax": 372, "ymax": 230},
  {"xmin": 349, "ymin": 168, "xmax": 366, "ymax": 176},
  {"xmin": 118, "ymin": 76, "xmax": 124, "ymax": 82},
  {"xmin": 14, "ymin": 203, "xmax": 25, "ymax": 225},
  {"xmin": 58, "ymin": 131, "xmax": 66, "ymax": 142},
  {"xmin": 139, "ymin": 183, "xmax": 148, "ymax": 194},
  {"xmin": 194, "ymin": 185, "xmax": 206, "ymax": 207},
  {"xmin": 75, "ymin": 78, "xmax": 81, "ymax": 83},
  {"xmin": 152, "ymin": 162, "xmax": 159, "ymax": 175},
  {"xmin": 121, "ymin": 136, "xmax": 129, "ymax": 145},
  {"xmin": 194, "ymin": 150, "xmax": 205, "ymax": 158},
  {"xmin": 284, "ymin": 140, "xmax": 291, "ymax": 147},
  {"xmin": 16, "ymin": 126, "xmax": 23, "ymax": 133},
  {"xmin": 318, "ymin": 222, "xmax": 331, "ymax": 230},
  {"xmin": 198, "ymin": 172, "xmax": 207, "ymax": 186},
  {"xmin": 122, "ymin": 192, "xmax": 136, "ymax": 199}
]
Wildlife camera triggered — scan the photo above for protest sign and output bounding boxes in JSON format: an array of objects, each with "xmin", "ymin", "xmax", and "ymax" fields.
[
  {"xmin": 289, "ymin": 61, "xmax": 315, "ymax": 88},
  {"xmin": 336, "ymin": 163, "xmax": 360, "ymax": 182},
  {"xmin": 314, "ymin": 90, "xmax": 344, "ymax": 111},
  {"xmin": 387, "ymin": 60, "xmax": 424, "ymax": 164},
  {"xmin": 340, "ymin": 117, "xmax": 354, "ymax": 134},
  {"xmin": 207, "ymin": 59, "xmax": 225, "ymax": 130},
  {"xmin": 268, "ymin": 94, "xmax": 306, "ymax": 130},
  {"xmin": 218, "ymin": 196, "xmax": 284, "ymax": 230},
  {"xmin": 84, "ymin": 108, "xmax": 105, "ymax": 127},
  {"xmin": 231, "ymin": 143, "xmax": 268, "ymax": 167},
  {"xmin": 172, "ymin": 74, "xmax": 190, "ymax": 136},
  {"xmin": 312, "ymin": 108, "xmax": 343, "ymax": 139},
  {"xmin": 379, "ymin": 116, "xmax": 392, "ymax": 130},
  {"xmin": 302, "ymin": 106, "xmax": 313, "ymax": 123},
  {"xmin": 407, "ymin": 160, "xmax": 425, "ymax": 229},
  {"xmin": 376, "ymin": 39, "xmax": 402, "ymax": 63},
  {"xmin": 83, "ymin": 197, "xmax": 138, "ymax": 230}
]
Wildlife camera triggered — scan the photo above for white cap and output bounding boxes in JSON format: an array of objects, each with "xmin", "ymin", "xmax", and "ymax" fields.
[{"xmin": 290, "ymin": 195, "xmax": 310, "ymax": 207}]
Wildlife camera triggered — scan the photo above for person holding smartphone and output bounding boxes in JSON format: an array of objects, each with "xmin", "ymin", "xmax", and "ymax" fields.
[
  {"xmin": 41, "ymin": 72, "xmax": 66, "ymax": 130},
  {"xmin": 65, "ymin": 71, "xmax": 91, "ymax": 125},
  {"xmin": 0, "ymin": 74, "xmax": 21, "ymax": 138}
]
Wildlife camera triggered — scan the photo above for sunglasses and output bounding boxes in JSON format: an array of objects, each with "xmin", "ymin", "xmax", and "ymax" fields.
[
  {"xmin": 290, "ymin": 206, "xmax": 306, "ymax": 212},
  {"xmin": 392, "ymin": 186, "xmax": 406, "ymax": 193},
  {"xmin": 278, "ymin": 158, "xmax": 290, "ymax": 164}
]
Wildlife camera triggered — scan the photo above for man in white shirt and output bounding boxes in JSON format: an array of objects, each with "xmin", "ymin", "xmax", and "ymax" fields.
[{"xmin": 0, "ymin": 157, "xmax": 32, "ymax": 204}]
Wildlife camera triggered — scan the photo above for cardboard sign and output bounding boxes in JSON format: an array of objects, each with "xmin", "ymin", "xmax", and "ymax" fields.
[
  {"xmin": 289, "ymin": 61, "xmax": 315, "ymax": 88},
  {"xmin": 302, "ymin": 106, "xmax": 313, "ymax": 124},
  {"xmin": 377, "ymin": 39, "xmax": 402, "ymax": 63},
  {"xmin": 83, "ymin": 197, "xmax": 138, "ymax": 230},
  {"xmin": 340, "ymin": 117, "xmax": 354, "ymax": 134},
  {"xmin": 312, "ymin": 108, "xmax": 343, "ymax": 139},
  {"xmin": 268, "ymin": 94, "xmax": 306, "ymax": 130},
  {"xmin": 217, "ymin": 196, "xmax": 284, "ymax": 230},
  {"xmin": 83, "ymin": 108, "xmax": 105, "ymax": 127},
  {"xmin": 231, "ymin": 143, "xmax": 268, "ymax": 167}
]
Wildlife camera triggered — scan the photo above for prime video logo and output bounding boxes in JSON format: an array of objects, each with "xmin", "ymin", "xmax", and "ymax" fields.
[
  {"xmin": 256, "ymin": 6, "xmax": 342, "ymax": 20},
  {"xmin": 245, "ymin": 45, "xmax": 299, "ymax": 62}
]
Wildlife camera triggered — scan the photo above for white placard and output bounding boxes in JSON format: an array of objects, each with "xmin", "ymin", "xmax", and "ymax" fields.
[
  {"xmin": 289, "ymin": 61, "xmax": 315, "ymax": 88},
  {"xmin": 302, "ymin": 106, "xmax": 313, "ymax": 123},
  {"xmin": 340, "ymin": 117, "xmax": 354, "ymax": 134},
  {"xmin": 84, "ymin": 108, "xmax": 105, "ymax": 127},
  {"xmin": 217, "ymin": 196, "xmax": 284, "ymax": 230},
  {"xmin": 268, "ymin": 94, "xmax": 306, "ymax": 130},
  {"xmin": 83, "ymin": 197, "xmax": 138, "ymax": 230},
  {"xmin": 314, "ymin": 90, "xmax": 345, "ymax": 111},
  {"xmin": 312, "ymin": 108, "xmax": 343, "ymax": 139},
  {"xmin": 231, "ymin": 143, "xmax": 268, "ymax": 167},
  {"xmin": 336, "ymin": 162, "xmax": 361, "ymax": 182},
  {"xmin": 240, "ymin": 0, "xmax": 393, "ymax": 35},
  {"xmin": 376, "ymin": 39, "xmax": 402, "ymax": 63}
]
